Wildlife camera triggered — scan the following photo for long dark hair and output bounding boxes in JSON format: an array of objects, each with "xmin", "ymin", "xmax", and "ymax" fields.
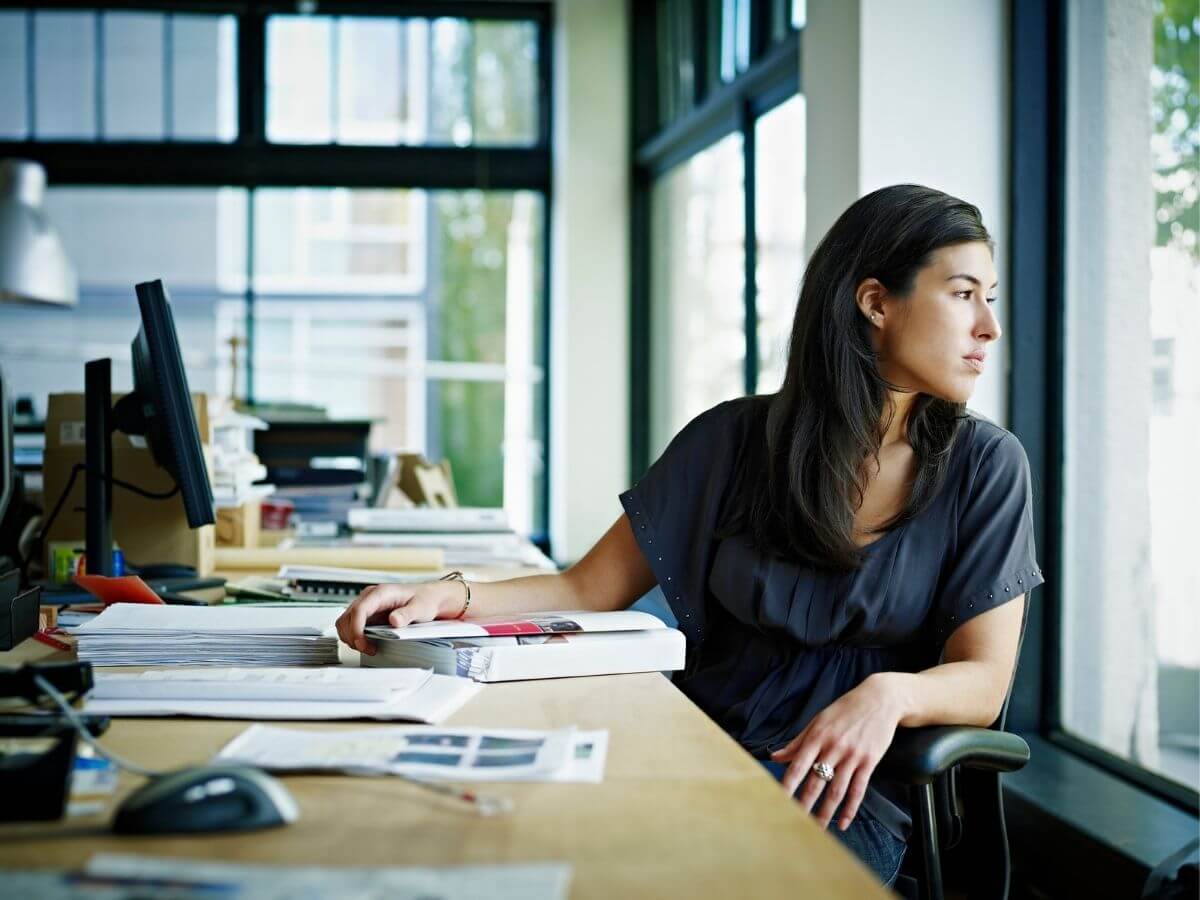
[{"xmin": 719, "ymin": 184, "xmax": 993, "ymax": 570}]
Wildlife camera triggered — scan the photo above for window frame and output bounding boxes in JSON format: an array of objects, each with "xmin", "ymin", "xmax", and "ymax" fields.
[
  {"xmin": 0, "ymin": 0, "xmax": 554, "ymax": 544},
  {"xmin": 1008, "ymin": 0, "xmax": 1198, "ymax": 818},
  {"xmin": 630, "ymin": 0, "xmax": 800, "ymax": 477}
]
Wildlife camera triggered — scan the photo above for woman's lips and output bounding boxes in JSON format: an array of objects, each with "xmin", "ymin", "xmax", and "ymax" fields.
[{"xmin": 964, "ymin": 356, "xmax": 985, "ymax": 374}]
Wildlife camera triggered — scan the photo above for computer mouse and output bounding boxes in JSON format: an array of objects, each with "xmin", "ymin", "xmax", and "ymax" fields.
[{"xmin": 111, "ymin": 765, "xmax": 299, "ymax": 835}]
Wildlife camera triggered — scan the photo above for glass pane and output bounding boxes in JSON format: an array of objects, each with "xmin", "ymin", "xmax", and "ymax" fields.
[
  {"xmin": 649, "ymin": 133, "xmax": 745, "ymax": 458},
  {"xmin": 1060, "ymin": 0, "xmax": 1200, "ymax": 794},
  {"xmin": 266, "ymin": 16, "xmax": 333, "ymax": 144},
  {"xmin": 269, "ymin": 14, "xmax": 537, "ymax": 147},
  {"xmin": 250, "ymin": 189, "xmax": 546, "ymax": 534},
  {"xmin": 471, "ymin": 21, "xmax": 538, "ymax": 145},
  {"xmin": 429, "ymin": 18, "xmax": 473, "ymax": 145},
  {"xmin": 754, "ymin": 94, "xmax": 806, "ymax": 394},
  {"xmin": 0, "ymin": 12, "xmax": 28, "ymax": 139},
  {"xmin": 0, "ymin": 187, "xmax": 247, "ymax": 417},
  {"xmin": 34, "ymin": 11, "xmax": 96, "ymax": 139},
  {"xmin": 102, "ymin": 12, "xmax": 164, "ymax": 140},
  {"xmin": 253, "ymin": 188, "xmax": 426, "ymax": 295},
  {"xmin": 171, "ymin": 14, "xmax": 238, "ymax": 142}
]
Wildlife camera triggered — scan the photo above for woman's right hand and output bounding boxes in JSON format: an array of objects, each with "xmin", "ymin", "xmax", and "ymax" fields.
[{"xmin": 335, "ymin": 581, "xmax": 461, "ymax": 656}]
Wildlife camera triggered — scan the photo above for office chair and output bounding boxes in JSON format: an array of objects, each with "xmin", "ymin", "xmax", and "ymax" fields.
[
  {"xmin": 880, "ymin": 723, "xmax": 1030, "ymax": 900},
  {"xmin": 879, "ymin": 603, "xmax": 1033, "ymax": 900}
]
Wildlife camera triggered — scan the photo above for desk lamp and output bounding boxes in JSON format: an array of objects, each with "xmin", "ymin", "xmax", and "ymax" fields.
[{"xmin": 0, "ymin": 159, "xmax": 77, "ymax": 307}]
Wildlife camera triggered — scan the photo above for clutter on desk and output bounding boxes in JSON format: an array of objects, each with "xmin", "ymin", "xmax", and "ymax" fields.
[
  {"xmin": 72, "ymin": 574, "xmax": 164, "ymax": 606},
  {"xmin": 1, "ymin": 566, "xmax": 40, "ymax": 650},
  {"xmin": 278, "ymin": 564, "xmax": 427, "ymax": 600},
  {"xmin": 348, "ymin": 530, "xmax": 557, "ymax": 570},
  {"xmin": 82, "ymin": 671, "xmax": 480, "ymax": 724},
  {"xmin": 66, "ymin": 744, "xmax": 118, "ymax": 817},
  {"xmin": 214, "ymin": 543, "xmax": 443, "ymax": 572},
  {"xmin": 350, "ymin": 505, "xmax": 510, "ymax": 533},
  {"xmin": 74, "ymin": 604, "xmax": 341, "ymax": 667},
  {"xmin": 4, "ymin": 853, "xmax": 574, "ymax": 900},
  {"xmin": 216, "ymin": 723, "xmax": 601, "ymax": 784},
  {"xmin": 209, "ymin": 405, "xmax": 275, "ymax": 509}
]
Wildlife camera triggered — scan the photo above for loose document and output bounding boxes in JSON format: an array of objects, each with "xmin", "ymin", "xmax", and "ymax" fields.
[
  {"xmin": 81, "ymin": 667, "xmax": 481, "ymax": 724},
  {"xmin": 216, "ymin": 723, "xmax": 609, "ymax": 783},
  {"xmin": 2, "ymin": 854, "xmax": 572, "ymax": 900}
]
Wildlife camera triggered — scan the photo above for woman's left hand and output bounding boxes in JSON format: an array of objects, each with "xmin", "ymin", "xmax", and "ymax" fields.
[{"xmin": 769, "ymin": 673, "xmax": 904, "ymax": 832}]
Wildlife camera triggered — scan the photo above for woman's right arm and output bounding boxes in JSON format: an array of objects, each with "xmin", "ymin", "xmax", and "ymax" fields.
[{"xmin": 335, "ymin": 514, "xmax": 657, "ymax": 654}]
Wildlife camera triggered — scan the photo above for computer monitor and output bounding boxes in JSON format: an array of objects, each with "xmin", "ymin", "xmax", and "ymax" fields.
[{"xmin": 84, "ymin": 279, "xmax": 214, "ymax": 576}]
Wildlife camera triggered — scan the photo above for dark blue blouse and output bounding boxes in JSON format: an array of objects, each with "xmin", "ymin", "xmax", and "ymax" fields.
[{"xmin": 619, "ymin": 395, "xmax": 1044, "ymax": 840}]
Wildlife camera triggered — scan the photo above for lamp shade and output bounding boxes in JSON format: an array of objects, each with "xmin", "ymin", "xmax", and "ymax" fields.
[{"xmin": 0, "ymin": 159, "xmax": 77, "ymax": 306}]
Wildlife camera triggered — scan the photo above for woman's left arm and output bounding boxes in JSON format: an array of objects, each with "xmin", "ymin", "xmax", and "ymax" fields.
[{"xmin": 771, "ymin": 595, "xmax": 1025, "ymax": 831}]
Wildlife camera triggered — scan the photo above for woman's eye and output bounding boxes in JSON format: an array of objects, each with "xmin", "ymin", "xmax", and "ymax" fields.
[
  {"xmin": 985, "ymin": 296, "xmax": 998, "ymax": 305},
  {"xmin": 955, "ymin": 290, "xmax": 973, "ymax": 300}
]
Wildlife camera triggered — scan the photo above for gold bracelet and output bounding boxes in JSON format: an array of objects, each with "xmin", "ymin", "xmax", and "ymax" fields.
[{"xmin": 439, "ymin": 570, "xmax": 471, "ymax": 619}]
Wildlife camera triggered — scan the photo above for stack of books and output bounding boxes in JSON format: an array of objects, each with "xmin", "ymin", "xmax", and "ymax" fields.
[
  {"xmin": 75, "ymin": 605, "xmax": 341, "ymax": 667},
  {"xmin": 363, "ymin": 610, "xmax": 685, "ymax": 682}
]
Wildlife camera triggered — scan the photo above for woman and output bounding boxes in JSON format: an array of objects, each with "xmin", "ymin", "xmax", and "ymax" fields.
[{"xmin": 336, "ymin": 184, "xmax": 1043, "ymax": 887}]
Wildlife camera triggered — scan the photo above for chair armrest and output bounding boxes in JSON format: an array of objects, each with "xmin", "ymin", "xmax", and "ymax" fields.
[{"xmin": 878, "ymin": 726, "xmax": 1030, "ymax": 785}]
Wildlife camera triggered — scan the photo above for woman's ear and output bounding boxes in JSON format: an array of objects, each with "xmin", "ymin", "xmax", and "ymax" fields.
[{"xmin": 855, "ymin": 278, "xmax": 887, "ymax": 328}]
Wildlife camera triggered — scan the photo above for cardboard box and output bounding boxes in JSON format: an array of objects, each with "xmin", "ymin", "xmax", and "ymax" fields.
[
  {"xmin": 215, "ymin": 500, "xmax": 261, "ymax": 549},
  {"xmin": 43, "ymin": 392, "xmax": 215, "ymax": 576}
]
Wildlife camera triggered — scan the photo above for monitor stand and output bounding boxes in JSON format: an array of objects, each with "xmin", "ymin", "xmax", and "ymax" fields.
[{"xmin": 84, "ymin": 358, "xmax": 114, "ymax": 577}]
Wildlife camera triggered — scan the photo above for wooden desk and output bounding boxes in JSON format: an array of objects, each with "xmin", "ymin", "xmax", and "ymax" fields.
[{"xmin": 0, "ymin": 644, "xmax": 888, "ymax": 897}]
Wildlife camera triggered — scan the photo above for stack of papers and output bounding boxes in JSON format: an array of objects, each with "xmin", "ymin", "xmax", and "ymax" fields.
[
  {"xmin": 75, "ymin": 605, "xmax": 342, "ymax": 667},
  {"xmin": 211, "ymin": 408, "xmax": 275, "ymax": 508},
  {"xmin": 81, "ymin": 667, "xmax": 482, "ymax": 724}
]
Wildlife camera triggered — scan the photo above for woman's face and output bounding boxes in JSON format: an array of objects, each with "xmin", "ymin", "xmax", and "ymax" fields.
[{"xmin": 868, "ymin": 241, "xmax": 1001, "ymax": 404}]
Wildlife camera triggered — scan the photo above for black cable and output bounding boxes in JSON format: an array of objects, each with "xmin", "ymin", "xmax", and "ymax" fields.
[{"xmin": 20, "ymin": 464, "xmax": 182, "ymax": 575}]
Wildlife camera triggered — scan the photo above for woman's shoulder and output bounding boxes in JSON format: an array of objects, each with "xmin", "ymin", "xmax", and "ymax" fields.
[
  {"xmin": 676, "ymin": 395, "xmax": 770, "ymax": 443},
  {"xmin": 955, "ymin": 409, "xmax": 1033, "ymax": 478}
]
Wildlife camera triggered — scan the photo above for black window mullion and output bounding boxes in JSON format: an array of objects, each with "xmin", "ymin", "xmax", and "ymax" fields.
[
  {"xmin": 1008, "ymin": 0, "xmax": 1067, "ymax": 743},
  {"xmin": 244, "ymin": 186, "xmax": 256, "ymax": 406},
  {"xmin": 742, "ymin": 98, "xmax": 757, "ymax": 395},
  {"xmin": 238, "ymin": 7, "xmax": 264, "ymax": 146}
]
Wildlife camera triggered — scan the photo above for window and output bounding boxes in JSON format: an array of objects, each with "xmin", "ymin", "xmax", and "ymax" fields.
[
  {"xmin": 0, "ymin": 3, "xmax": 552, "ymax": 540},
  {"xmin": 649, "ymin": 134, "xmax": 745, "ymax": 457},
  {"xmin": 1058, "ymin": 0, "xmax": 1199, "ymax": 801},
  {"xmin": 633, "ymin": 1, "xmax": 802, "ymax": 474},
  {"xmin": 753, "ymin": 93, "xmax": 806, "ymax": 394}
]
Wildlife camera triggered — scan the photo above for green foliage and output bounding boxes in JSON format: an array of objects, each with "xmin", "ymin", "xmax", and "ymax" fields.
[
  {"xmin": 432, "ymin": 20, "xmax": 540, "ymax": 509},
  {"xmin": 1152, "ymin": 0, "xmax": 1200, "ymax": 257}
]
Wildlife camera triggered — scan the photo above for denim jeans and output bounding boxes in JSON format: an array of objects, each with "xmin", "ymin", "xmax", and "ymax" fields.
[{"xmin": 759, "ymin": 760, "xmax": 907, "ymax": 888}]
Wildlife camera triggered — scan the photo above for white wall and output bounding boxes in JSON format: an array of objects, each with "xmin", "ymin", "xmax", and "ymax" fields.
[
  {"xmin": 804, "ymin": 0, "xmax": 1010, "ymax": 424},
  {"xmin": 550, "ymin": 0, "xmax": 630, "ymax": 563}
]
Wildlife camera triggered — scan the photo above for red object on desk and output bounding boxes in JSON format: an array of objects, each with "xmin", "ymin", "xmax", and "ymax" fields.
[
  {"xmin": 34, "ymin": 630, "xmax": 72, "ymax": 651},
  {"xmin": 72, "ymin": 574, "xmax": 164, "ymax": 606}
]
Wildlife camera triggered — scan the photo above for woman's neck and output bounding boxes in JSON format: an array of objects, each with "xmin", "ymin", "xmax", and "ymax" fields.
[{"xmin": 879, "ymin": 391, "xmax": 918, "ymax": 447}]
